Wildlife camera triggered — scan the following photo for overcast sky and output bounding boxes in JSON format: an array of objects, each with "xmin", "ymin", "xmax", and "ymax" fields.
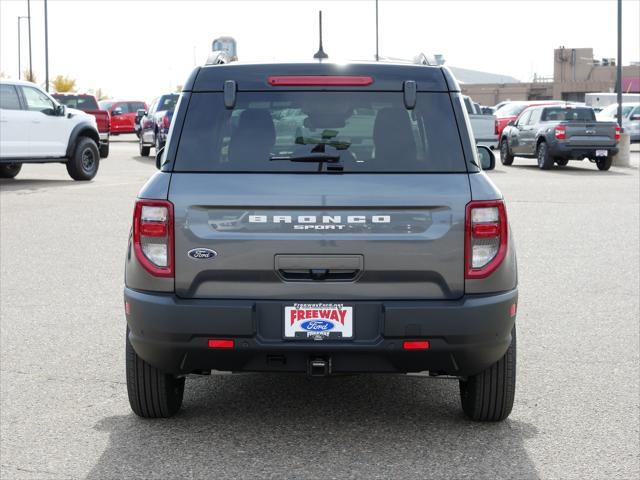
[{"xmin": 0, "ymin": 0, "xmax": 639, "ymax": 101}]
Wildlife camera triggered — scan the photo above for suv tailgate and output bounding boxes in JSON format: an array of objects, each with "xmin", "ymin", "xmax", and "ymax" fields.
[{"xmin": 170, "ymin": 173, "xmax": 470, "ymax": 300}]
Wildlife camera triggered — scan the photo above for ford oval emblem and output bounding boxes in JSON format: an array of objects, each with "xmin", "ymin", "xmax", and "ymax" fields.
[
  {"xmin": 300, "ymin": 320, "xmax": 334, "ymax": 332},
  {"xmin": 188, "ymin": 248, "xmax": 218, "ymax": 260}
]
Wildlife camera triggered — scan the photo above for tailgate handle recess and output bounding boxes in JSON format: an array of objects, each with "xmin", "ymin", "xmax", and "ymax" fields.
[{"xmin": 275, "ymin": 255, "xmax": 363, "ymax": 282}]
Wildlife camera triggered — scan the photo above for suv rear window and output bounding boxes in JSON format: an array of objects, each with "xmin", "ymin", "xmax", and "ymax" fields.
[
  {"xmin": 541, "ymin": 107, "xmax": 595, "ymax": 122},
  {"xmin": 53, "ymin": 94, "xmax": 99, "ymax": 110},
  {"xmin": 174, "ymin": 92, "xmax": 466, "ymax": 173}
]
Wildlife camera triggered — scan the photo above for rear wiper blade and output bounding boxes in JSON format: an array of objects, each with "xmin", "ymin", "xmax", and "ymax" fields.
[
  {"xmin": 269, "ymin": 153, "xmax": 340, "ymax": 163},
  {"xmin": 270, "ymin": 153, "xmax": 343, "ymax": 171}
]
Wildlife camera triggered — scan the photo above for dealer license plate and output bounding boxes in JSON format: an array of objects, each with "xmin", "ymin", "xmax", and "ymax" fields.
[
  {"xmin": 596, "ymin": 150, "xmax": 608, "ymax": 157},
  {"xmin": 284, "ymin": 303, "xmax": 353, "ymax": 339}
]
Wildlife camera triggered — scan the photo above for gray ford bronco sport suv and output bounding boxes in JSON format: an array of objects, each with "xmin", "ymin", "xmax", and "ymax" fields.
[{"xmin": 124, "ymin": 61, "xmax": 518, "ymax": 421}]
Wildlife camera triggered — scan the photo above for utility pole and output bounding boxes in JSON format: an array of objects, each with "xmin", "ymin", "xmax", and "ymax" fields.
[
  {"xmin": 44, "ymin": 0, "xmax": 49, "ymax": 91},
  {"xmin": 375, "ymin": 0, "xmax": 379, "ymax": 61},
  {"xmin": 18, "ymin": 16, "xmax": 29, "ymax": 79},
  {"xmin": 18, "ymin": 17, "xmax": 21, "ymax": 79},
  {"xmin": 616, "ymin": 0, "xmax": 622, "ymax": 130},
  {"xmin": 27, "ymin": 0, "xmax": 33, "ymax": 81}
]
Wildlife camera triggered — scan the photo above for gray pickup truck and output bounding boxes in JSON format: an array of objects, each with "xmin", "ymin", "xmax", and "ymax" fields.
[
  {"xmin": 500, "ymin": 105, "xmax": 619, "ymax": 170},
  {"xmin": 124, "ymin": 61, "xmax": 518, "ymax": 421}
]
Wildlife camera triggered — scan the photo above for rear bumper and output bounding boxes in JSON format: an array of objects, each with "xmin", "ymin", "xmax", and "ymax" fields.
[
  {"xmin": 125, "ymin": 288, "xmax": 517, "ymax": 377},
  {"xmin": 549, "ymin": 142, "xmax": 618, "ymax": 159}
]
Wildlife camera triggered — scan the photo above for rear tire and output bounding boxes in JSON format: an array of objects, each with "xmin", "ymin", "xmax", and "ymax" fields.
[
  {"xmin": 0, "ymin": 163, "xmax": 22, "ymax": 178},
  {"xmin": 155, "ymin": 134, "xmax": 164, "ymax": 152},
  {"xmin": 499, "ymin": 139, "xmax": 514, "ymax": 165},
  {"xmin": 555, "ymin": 158, "xmax": 569, "ymax": 167},
  {"xmin": 459, "ymin": 327, "xmax": 516, "ymax": 422},
  {"xmin": 99, "ymin": 143, "xmax": 110, "ymax": 159},
  {"xmin": 596, "ymin": 156, "xmax": 612, "ymax": 171},
  {"xmin": 126, "ymin": 328, "xmax": 185, "ymax": 418},
  {"xmin": 139, "ymin": 135, "xmax": 150, "ymax": 157},
  {"xmin": 66, "ymin": 137, "xmax": 100, "ymax": 181},
  {"xmin": 536, "ymin": 141, "xmax": 553, "ymax": 170}
]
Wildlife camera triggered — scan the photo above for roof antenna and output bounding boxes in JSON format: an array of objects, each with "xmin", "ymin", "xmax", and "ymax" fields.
[{"xmin": 313, "ymin": 11, "xmax": 328, "ymax": 60}]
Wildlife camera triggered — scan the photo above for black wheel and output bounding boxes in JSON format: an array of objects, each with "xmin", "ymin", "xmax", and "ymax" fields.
[
  {"xmin": 99, "ymin": 143, "xmax": 110, "ymax": 159},
  {"xmin": 66, "ymin": 137, "xmax": 100, "ymax": 181},
  {"xmin": 0, "ymin": 163, "xmax": 22, "ymax": 179},
  {"xmin": 596, "ymin": 156, "xmax": 612, "ymax": 171},
  {"xmin": 155, "ymin": 134, "xmax": 164, "ymax": 152},
  {"xmin": 536, "ymin": 141, "xmax": 553, "ymax": 170},
  {"xmin": 499, "ymin": 139, "xmax": 514, "ymax": 165},
  {"xmin": 460, "ymin": 327, "xmax": 516, "ymax": 422},
  {"xmin": 555, "ymin": 158, "xmax": 569, "ymax": 167},
  {"xmin": 126, "ymin": 328, "xmax": 185, "ymax": 418},
  {"xmin": 139, "ymin": 135, "xmax": 150, "ymax": 157}
]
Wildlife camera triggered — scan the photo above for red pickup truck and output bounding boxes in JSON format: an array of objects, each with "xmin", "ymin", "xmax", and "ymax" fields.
[{"xmin": 52, "ymin": 93, "xmax": 110, "ymax": 158}]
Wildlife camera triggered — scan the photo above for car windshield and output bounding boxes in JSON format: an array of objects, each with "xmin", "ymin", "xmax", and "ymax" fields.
[
  {"xmin": 174, "ymin": 91, "xmax": 466, "ymax": 173},
  {"xmin": 495, "ymin": 103, "xmax": 526, "ymax": 117},
  {"xmin": 541, "ymin": 107, "xmax": 595, "ymax": 122},
  {"xmin": 54, "ymin": 95, "xmax": 98, "ymax": 110},
  {"xmin": 158, "ymin": 95, "xmax": 179, "ymax": 111}
]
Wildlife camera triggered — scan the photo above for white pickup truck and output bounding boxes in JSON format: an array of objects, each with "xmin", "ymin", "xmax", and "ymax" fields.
[{"xmin": 463, "ymin": 95, "xmax": 498, "ymax": 149}]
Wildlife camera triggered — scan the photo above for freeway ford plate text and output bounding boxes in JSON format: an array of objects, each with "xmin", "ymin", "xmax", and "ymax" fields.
[{"xmin": 284, "ymin": 304, "xmax": 353, "ymax": 339}]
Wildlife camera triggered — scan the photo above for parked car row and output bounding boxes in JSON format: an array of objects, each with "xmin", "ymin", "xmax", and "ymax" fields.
[
  {"xmin": 136, "ymin": 93, "xmax": 180, "ymax": 157},
  {"xmin": 597, "ymin": 102, "xmax": 640, "ymax": 143}
]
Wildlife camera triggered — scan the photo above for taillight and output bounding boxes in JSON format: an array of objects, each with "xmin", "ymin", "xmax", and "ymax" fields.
[
  {"xmin": 162, "ymin": 115, "xmax": 171, "ymax": 130},
  {"xmin": 554, "ymin": 125, "xmax": 566, "ymax": 140},
  {"xmin": 494, "ymin": 119, "xmax": 499, "ymax": 135},
  {"xmin": 465, "ymin": 200, "xmax": 508, "ymax": 279},
  {"xmin": 615, "ymin": 125, "xmax": 621, "ymax": 141},
  {"xmin": 132, "ymin": 199, "xmax": 173, "ymax": 277}
]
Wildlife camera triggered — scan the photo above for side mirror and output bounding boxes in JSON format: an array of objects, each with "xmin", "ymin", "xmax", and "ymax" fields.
[
  {"xmin": 111, "ymin": 108, "xmax": 122, "ymax": 116},
  {"xmin": 507, "ymin": 120, "xmax": 515, "ymax": 127},
  {"xmin": 630, "ymin": 114, "xmax": 640, "ymax": 121},
  {"xmin": 477, "ymin": 145, "xmax": 495, "ymax": 171},
  {"xmin": 54, "ymin": 104, "xmax": 66, "ymax": 117},
  {"xmin": 136, "ymin": 109, "xmax": 147, "ymax": 118},
  {"xmin": 155, "ymin": 146, "xmax": 165, "ymax": 170}
]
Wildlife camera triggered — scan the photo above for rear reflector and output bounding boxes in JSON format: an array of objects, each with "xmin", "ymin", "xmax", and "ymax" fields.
[
  {"xmin": 124, "ymin": 301, "xmax": 131, "ymax": 315},
  {"xmin": 403, "ymin": 340, "xmax": 430, "ymax": 350},
  {"xmin": 268, "ymin": 75, "xmax": 373, "ymax": 86},
  {"xmin": 510, "ymin": 303, "xmax": 517, "ymax": 317},
  {"xmin": 208, "ymin": 339, "xmax": 234, "ymax": 349}
]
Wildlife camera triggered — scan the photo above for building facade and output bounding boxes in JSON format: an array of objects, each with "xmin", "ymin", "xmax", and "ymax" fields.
[{"xmin": 461, "ymin": 47, "xmax": 640, "ymax": 106}]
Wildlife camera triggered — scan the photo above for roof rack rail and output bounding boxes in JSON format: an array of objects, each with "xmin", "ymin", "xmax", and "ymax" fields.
[{"xmin": 205, "ymin": 50, "xmax": 233, "ymax": 66}]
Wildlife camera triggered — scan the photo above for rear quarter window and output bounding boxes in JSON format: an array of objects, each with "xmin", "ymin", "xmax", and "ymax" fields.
[{"xmin": 174, "ymin": 92, "xmax": 466, "ymax": 173}]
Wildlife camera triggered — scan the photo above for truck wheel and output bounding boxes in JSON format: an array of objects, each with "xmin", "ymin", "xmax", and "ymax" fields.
[
  {"xmin": 66, "ymin": 137, "xmax": 100, "ymax": 181},
  {"xmin": 555, "ymin": 158, "xmax": 569, "ymax": 167},
  {"xmin": 596, "ymin": 156, "xmax": 612, "ymax": 171},
  {"xmin": 139, "ymin": 136, "xmax": 150, "ymax": 157},
  {"xmin": 499, "ymin": 139, "xmax": 514, "ymax": 165},
  {"xmin": 126, "ymin": 328, "xmax": 185, "ymax": 418},
  {"xmin": 459, "ymin": 327, "xmax": 516, "ymax": 422},
  {"xmin": 536, "ymin": 142, "xmax": 553, "ymax": 170},
  {"xmin": 0, "ymin": 163, "xmax": 22, "ymax": 178},
  {"xmin": 99, "ymin": 143, "xmax": 110, "ymax": 159}
]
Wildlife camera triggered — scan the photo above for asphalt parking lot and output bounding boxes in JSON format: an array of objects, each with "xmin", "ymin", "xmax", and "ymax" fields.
[{"xmin": 1, "ymin": 137, "xmax": 638, "ymax": 479}]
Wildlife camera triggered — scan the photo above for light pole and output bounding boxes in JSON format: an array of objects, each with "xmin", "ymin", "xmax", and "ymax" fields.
[
  {"xmin": 27, "ymin": 0, "xmax": 33, "ymax": 81},
  {"xmin": 17, "ymin": 16, "xmax": 29, "ymax": 79},
  {"xmin": 616, "ymin": 0, "xmax": 622, "ymax": 129},
  {"xmin": 44, "ymin": 0, "xmax": 49, "ymax": 91}
]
